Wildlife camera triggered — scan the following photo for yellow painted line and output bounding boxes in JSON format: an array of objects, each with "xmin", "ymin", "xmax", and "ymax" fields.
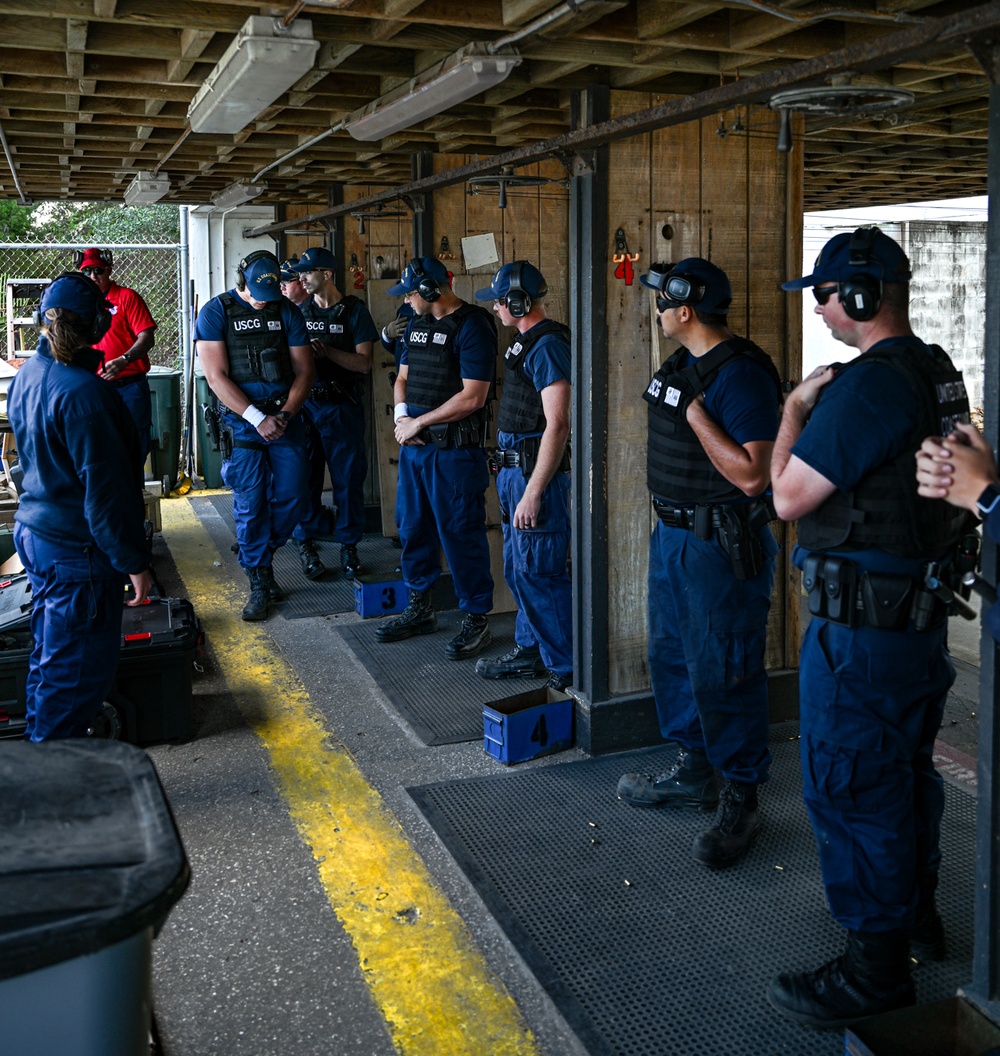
[{"xmin": 160, "ymin": 497, "xmax": 541, "ymax": 1056}]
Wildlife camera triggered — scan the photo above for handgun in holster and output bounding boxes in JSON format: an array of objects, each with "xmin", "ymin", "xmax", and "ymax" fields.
[{"xmin": 717, "ymin": 507, "xmax": 764, "ymax": 581}]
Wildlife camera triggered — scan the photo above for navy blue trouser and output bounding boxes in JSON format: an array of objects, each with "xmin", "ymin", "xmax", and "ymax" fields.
[
  {"xmin": 221, "ymin": 400, "xmax": 308, "ymax": 569},
  {"xmin": 15, "ymin": 523, "xmax": 124, "ymax": 741},
  {"xmin": 497, "ymin": 466, "xmax": 572, "ymax": 677},
  {"xmin": 293, "ymin": 398, "xmax": 366, "ymax": 546},
  {"xmin": 799, "ymin": 617, "xmax": 952, "ymax": 932},
  {"xmin": 647, "ymin": 520, "xmax": 777, "ymax": 784},
  {"xmin": 117, "ymin": 374, "xmax": 152, "ymax": 462},
  {"xmin": 396, "ymin": 443, "xmax": 493, "ymax": 613}
]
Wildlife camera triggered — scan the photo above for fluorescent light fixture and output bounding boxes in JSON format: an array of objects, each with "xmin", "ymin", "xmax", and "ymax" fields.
[
  {"xmin": 124, "ymin": 170, "xmax": 171, "ymax": 205},
  {"xmin": 211, "ymin": 179, "xmax": 267, "ymax": 208},
  {"xmin": 346, "ymin": 43, "xmax": 521, "ymax": 142},
  {"xmin": 187, "ymin": 15, "xmax": 320, "ymax": 135}
]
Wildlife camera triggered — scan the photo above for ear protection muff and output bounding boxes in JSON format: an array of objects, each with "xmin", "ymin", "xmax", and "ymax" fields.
[
  {"xmin": 410, "ymin": 258, "xmax": 441, "ymax": 302},
  {"xmin": 34, "ymin": 271, "xmax": 113, "ymax": 344},
  {"xmin": 237, "ymin": 249, "xmax": 280, "ymax": 291},
  {"xmin": 71, "ymin": 248, "xmax": 114, "ymax": 270},
  {"xmin": 503, "ymin": 261, "xmax": 531, "ymax": 318},
  {"xmin": 838, "ymin": 227, "xmax": 882, "ymax": 322}
]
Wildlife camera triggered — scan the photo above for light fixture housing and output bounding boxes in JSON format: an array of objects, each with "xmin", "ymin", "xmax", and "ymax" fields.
[
  {"xmin": 345, "ymin": 43, "xmax": 521, "ymax": 142},
  {"xmin": 187, "ymin": 16, "xmax": 320, "ymax": 135},
  {"xmin": 124, "ymin": 170, "xmax": 171, "ymax": 206},
  {"xmin": 211, "ymin": 179, "xmax": 267, "ymax": 209}
]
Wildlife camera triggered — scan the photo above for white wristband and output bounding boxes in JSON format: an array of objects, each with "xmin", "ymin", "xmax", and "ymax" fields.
[
  {"xmin": 393, "ymin": 402, "xmax": 409, "ymax": 423},
  {"xmin": 242, "ymin": 404, "xmax": 267, "ymax": 428}
]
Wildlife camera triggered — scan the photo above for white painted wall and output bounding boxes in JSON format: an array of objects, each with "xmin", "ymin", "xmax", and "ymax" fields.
[{"xmin": 797, "ymin": 197, "xmax": 988, "ymax": 414}]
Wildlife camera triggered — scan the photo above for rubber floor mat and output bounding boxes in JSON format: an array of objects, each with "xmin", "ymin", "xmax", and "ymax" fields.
[
  {"xmin": 338, "ymin": 611, "xmax": 548, "ymax": 745},
  {"xmin": 408, "ymin": 728, "xmax": 976, "ymax": 1056},
  {"xmin": 197, "ymin": 492, "xmax": 402, "ymax": 618}
]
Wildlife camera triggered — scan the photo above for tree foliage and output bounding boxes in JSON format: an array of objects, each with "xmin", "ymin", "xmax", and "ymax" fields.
[
  {"xmin": 0, "ymin": 200, "xmax": 38, "ymax": 241},
  {"xmin": 32, "ymin": 202, "xmax": 180, "ymax": 244}
]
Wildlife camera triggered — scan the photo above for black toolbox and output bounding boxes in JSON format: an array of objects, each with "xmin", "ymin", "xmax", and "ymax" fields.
[{"xmin": 0, "ymin": 586, "xmax": 201, "ymax": 745}]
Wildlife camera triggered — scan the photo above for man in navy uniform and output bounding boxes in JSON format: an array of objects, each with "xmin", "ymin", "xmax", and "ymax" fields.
[
  {"xmin": 195, "ymin": 250, "xmax": 314, "ymax": 621},
  {"xmin": 376, "ymin": 256, "xmax": 497, "ymax": 660},
  {"xmin": 473, "ymin": 260, "xmax": 572, "ymax": 691},
  {"xmin": 280, "ymin": 256, "xmax": 308, "ymax": 306},
  {"xmin": 616, "ymin": 258, "xmax": 782, "ymax": 872},
  {"xmin": 289, "ymin": 246, "xmax": 378, "ymax": 581},
  {"xmin": 769, "ymin": 228, "xmax": 972, "ymax": 1029}
]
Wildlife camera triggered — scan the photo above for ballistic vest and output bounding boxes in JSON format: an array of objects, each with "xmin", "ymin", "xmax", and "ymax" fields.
[
  {"xmin": 302, "ymin": 295, "xmax": 361, "ymax": 390},
  {"xmin": 798, "ymin": 341, "xmax": 974, "ymax": 558},
  {"xmin": 404, "ymin": 302, "xmax": 496, "ymax": 410},
  {"xmin": 220, "ymin": 292, "xmax": 293, "ymax": 385},
  {"xmin": 645, "ymin": 338, "xmax": 782, "ymax": 504},
  {"xmin": 497, "ymin": 320, "xmax": 571, "ymax": 435}
]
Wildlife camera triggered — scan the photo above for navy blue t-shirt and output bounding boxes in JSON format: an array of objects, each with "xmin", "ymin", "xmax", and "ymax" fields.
[
  {"xmin": 194, "ymin": 290, "xmax": 309, "ymax": 347},
  {"xmin": 693, "ymin": 349, "xmax": 780, "ymax": 448},
  {"xmin": 497, "ymin": 322, "xmax": 571, "ymax": 449},
  {"xmin": 791, "ymin": 336, "xmax": 931, "ymax": 575}
]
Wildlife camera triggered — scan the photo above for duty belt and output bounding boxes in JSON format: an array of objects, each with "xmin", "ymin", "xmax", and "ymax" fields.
[
  {"xmin": 110, "ymin": 373, "xmax": 144, "ymax": 389},
  {"xmin": 222, "ymin": 393, "xmax": 288, "ymax": 416},
  {"xmin": 802, "ymin": 553, "xmax": 948, "ymax": 632},
  {"xmin": 489, "ymin": 440, "xmax": 571, "ymax": 476},
  {"xmin": 308, "ymin": 382, "xmax": 357, "ymax": 405},
  {"xmin": 652, "ymin": 499, "xmax": 727, "ymax": 532}
]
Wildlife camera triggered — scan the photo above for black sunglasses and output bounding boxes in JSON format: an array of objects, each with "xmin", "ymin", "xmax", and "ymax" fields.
[
  {"xmin": 494, "ymin": 297, "xmax": 508, "ymax": 307},
  {"xmin": 655, "ymin": 296, "xmax": 675, "ymax": 313},
  {"xmin": 813, "ymin": 285, "xmax": 839, "ymax": 305},
  {"xmin": 81, "ymin": 266, "xmax": 106, "ymax": 276}
]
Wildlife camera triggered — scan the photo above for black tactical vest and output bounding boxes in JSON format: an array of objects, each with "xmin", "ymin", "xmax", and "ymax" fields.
[
  {"xmin": 798, "ymin": 342, "xmax": 974, "ymax": 558},
  {"xmin": 644, "ymin": 337, "xmax": 782, "ymax": 504},
  {"xmin": 302, "ymin": 295, "xmax": 361, "ymax": 389},
  {"xmin": 220, "ymin": 292, "xmax": 293, "ymax": 385},
  {"xmin": 404, "ymin": 302, "xmax": 496, "ymax": 410},
  {"xmin": 497, "ymin": 320, "xmax": 571, "ymax": 435}
]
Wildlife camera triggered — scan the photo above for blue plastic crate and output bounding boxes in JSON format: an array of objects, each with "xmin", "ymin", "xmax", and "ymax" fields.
[
  {"xmin": 353, "ymin": 575, "xmax": 407, "ymax": 618},
  {"xmin": 483, "ymin": 687, "xmax": 573, "ymax": 765}
]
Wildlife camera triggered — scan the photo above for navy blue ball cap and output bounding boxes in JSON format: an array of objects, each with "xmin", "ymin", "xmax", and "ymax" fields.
[
  {"xmin": 40, "ymin": 271, "xmax": 111, "ymax": 322},
  {"xmin": 640, "ymin": 257, "xmax": 732, "ymax": 314},
  {"xmin": 387, "ymin": 256, "xmax": 450, "ymax": 297},
  {"xmin": 782, "ymin": 227, "xmax": 911, "ymax": 291},
  {"xmin": 280, "ymin": 256, "xmax": 299, "ymax": 281},
  {"xmin": 290, "ymin": 246, "xmax": 337, "ymax": 273},
  {"xmin": 474, "ymin": 260, "xmax": 547, "ymax": 302},
  {"xmin": 243, "ymin": 255, "xmax": 283, "ymax": 301}
]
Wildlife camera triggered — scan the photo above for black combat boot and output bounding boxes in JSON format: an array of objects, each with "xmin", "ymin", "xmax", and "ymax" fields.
[
  {"xmin": 241, "ymin": 568, "xmax": 270, "ymax": 622},
  {"xmin": 475, "ymin": 644, "xmax": 547, "ymax": 680},
  {"xmin": 692, "ymin": 779, "xmax": 760, "ymax": 868},
  {"xmin": 340, "ymin": 545, "xmax": 361, "ymax": 580},
  {"xmin": 259, "ymin": 565, "xmax": 283, "ymax": 603},
  {"xmin": 445, "ymin": 614, "xmax": 491, "ymax": 660},
  {"xmin": 911, "ymin": 871, "xmax": 947, "ymax": 962},
  {"xmin": 767, "ymin": 930, "xmax": 915, "ymax": 1030},
  {"xmin": 374, "ymin": 589, "xmax": 437, "ymax": 642},
  {"xmin": 617, "ymin": 748, "xmax": 720, "ymax": 808},
  {"xmin": 298, "ymin": 540, "xmax": 326, "ymax": 580},
  {"xmin": 545, "ymin": 671, "xmax": 572, "ymax": 692}
]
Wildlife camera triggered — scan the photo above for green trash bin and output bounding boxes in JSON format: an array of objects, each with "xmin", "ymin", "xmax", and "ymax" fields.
[
  {"xmin": 195, "ymin": 367, "xmax": 224, "ymax": 489},
  {"xmin": 147, "ymin": 366, "xmax": 181, "ymax": 488}
]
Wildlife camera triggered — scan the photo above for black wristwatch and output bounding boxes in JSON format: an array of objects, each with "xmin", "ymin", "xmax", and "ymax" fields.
[
  {"xmin": 277, "ymin": 410, "xmax": 293, "ymax": 424},
  {"xmin": 976, "ymin": 482, "xmax": 1000, "ymax": 518}
]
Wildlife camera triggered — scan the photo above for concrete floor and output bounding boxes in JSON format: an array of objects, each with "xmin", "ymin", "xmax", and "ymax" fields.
[{"xmin": 145, "ymin": 495, "xmax": 985, "ymax": 1056}]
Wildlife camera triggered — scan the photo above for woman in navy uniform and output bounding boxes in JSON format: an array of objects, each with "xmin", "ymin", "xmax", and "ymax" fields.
[{"xmin": 7, "ymin": 272, "xmax": 152, "ymax": 740}]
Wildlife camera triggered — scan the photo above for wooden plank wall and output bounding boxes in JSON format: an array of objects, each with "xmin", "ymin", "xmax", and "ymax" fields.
[{"xmin": 605, "ymin": 96, "xmax": 803, "ymax": 694}]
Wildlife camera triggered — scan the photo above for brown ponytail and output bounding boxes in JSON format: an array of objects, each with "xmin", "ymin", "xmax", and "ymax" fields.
[{"xmin": 41, "ymin": 307, "xmax": 91, "ymax": 365}]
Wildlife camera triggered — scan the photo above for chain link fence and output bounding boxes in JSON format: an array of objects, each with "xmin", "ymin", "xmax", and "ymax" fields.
[{"xmin": 0, "ymin": 242, "xmax": 183, "ymax": 369}]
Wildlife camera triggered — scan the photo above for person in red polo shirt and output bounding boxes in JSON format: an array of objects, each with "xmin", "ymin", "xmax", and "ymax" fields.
[{"xmin": 75, "ymin": 248, "xmax": 157, "ymax": 460}]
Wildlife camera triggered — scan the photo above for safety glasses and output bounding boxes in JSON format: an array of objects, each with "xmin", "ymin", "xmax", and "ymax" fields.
[
  {"xmin": 813, "ymin": 285, "xmax": 839, "ymax": 306},
  {"xmin": 494, "ymin": 297, "xmax": 508, "ymax": 308},
  {"xmin": 81, "ymin": 266, "xmax": 106, "ymax": 276}
]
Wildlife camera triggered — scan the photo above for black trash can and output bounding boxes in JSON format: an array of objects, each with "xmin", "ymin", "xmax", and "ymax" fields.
[{"xmin": 0, "ymin": 740, "xmax": 190, "ymax": 1055}]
